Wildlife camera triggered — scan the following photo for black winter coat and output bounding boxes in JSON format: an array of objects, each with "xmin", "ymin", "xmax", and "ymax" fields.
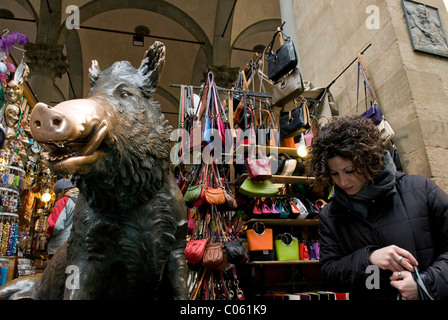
[{"xmin": 319, "ymin": 173, "xmax": 448, "ymax": 300}]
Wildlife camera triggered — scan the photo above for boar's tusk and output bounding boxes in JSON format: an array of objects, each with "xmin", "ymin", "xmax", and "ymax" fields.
[{"xmin": 80, "ymin": 120, "xmax": 109, "ymax": 156}]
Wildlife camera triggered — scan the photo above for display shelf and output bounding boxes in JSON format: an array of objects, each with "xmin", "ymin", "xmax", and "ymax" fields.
[
  {"xmin": 244, "ymin": 218, "xmax": 319, "ymax": 227},
  {"xmin": 234, "ymin": 173, "xmax": 315, "ymax": 184},
  {"xmin": 246, "ymin": 259, "xmax": 319, "ymax": 265},
  {"xmin": 234, "ymin": 144, "xmax": 300, "ymax": 158}
]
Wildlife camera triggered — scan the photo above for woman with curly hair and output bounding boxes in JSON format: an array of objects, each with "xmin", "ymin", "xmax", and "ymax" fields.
[{"xmin": 308, "ymin": 116, "xmax": 448, "ymax": 300}]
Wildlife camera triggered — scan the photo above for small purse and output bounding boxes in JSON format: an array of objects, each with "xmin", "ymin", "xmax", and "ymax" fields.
[
  {"xmin": 223, "ymin": 240, "xmax": 247, "ymax": 264},
  {"xmin": 361, "ymin": 102, "xmax": 383, "ymax": 125},
  {"xmin": 377, "ymin": 116, "xmax": 395, "ymax": 145},
  {"xmin": 266, "ymin": 30, "xmax": 298, "ymax": 83},
  {"xmin": 272, "ymin": 68, "xmax": 304, "ymax": 107},
  {"xmin": 204, "ymin": 187, "xmax": 226, "ymax": 206},
  {"xmin": 202, "ymin": 242, "xmax": 228, "ymax": 270},
  {"xmin": 184, "ymin": 239, "xmax": 208, "ymax": 264},
  {"xmin": 203, "ymin": 163, "xmax": 226, "ymax": 206},
  {"xmin": 184, "ymin": 184, "xmax": 202, "ymax": 203}
]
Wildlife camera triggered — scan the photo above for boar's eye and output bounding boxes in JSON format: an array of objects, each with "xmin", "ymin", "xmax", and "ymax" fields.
[{"xmin": 120, "ymin": 91, "xmax": 132, "ymax": 99}]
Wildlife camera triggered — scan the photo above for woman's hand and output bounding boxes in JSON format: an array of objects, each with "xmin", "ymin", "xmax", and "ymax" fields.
[
  {"xmin": 390, "ymin": 271, "xmax": 419, "ymax": 300},
  {"xmin": 368, "ymin": 245, "xmax": 418, "ymax": 272}
]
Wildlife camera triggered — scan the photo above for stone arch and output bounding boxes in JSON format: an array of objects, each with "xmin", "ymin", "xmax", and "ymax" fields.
[
  {"xmin": 56, "ymin": 0, "xmax": 213, "ymax": 64},
  {"xmin": 231, "ymin": 19, "xmax": 281, "ymax": 50},
  {"xmin": 12, "ymin": 0, "xmax": 38, "ymax": 22}
]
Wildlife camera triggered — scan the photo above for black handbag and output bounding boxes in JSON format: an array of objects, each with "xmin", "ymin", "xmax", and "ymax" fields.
[
  {"xmin": 279, "ymin": 101, "xmax": 311, "ymax": 138},
  {"xmin": 266, "ymin": 31, "xmax": 298, "ymax": 83},
  {"xmin": 223, "ymin": 240, "xmax": 248, "ymax": 264}
]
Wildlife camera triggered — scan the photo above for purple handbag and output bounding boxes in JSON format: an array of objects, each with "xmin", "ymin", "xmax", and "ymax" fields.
[
  {"xmin": 311, "ymin": 242, "xmax": 320, "ymax": 260},
  {"xmin": 361, "ymin": 102, "xmax": 383, "ymax": 126}
]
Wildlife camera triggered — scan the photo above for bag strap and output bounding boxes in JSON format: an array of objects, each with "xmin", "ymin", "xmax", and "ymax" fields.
[
  {"xmin": 413, "ymin": 266, "xmax": 434, "ymax": 300},
  {"xmin": 267, "ymin": 29, "xmax": 289, "ymax": 56}
]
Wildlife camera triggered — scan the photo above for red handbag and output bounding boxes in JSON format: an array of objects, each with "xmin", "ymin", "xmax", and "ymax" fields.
[
  {"xmin": 299, "ymin": 242, "xmax": 310, "ymax": 260},
  {"xmin": 184, "ymin": 239, "xmax": 208, "ymax": 264},
  {"xmin": 245, "ymin": 148, "xmax": 272, "ymax": 181}
]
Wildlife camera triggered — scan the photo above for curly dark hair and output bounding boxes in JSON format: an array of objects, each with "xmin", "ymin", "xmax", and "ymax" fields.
[{"xmin": 307, "ymin": 116, "xmax": 385, "ymax": 192}]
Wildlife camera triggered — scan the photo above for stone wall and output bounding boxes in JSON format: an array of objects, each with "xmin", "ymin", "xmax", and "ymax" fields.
[{"xmin": 292, "ymin": 0, "xmax": 448, "ymax": 191}]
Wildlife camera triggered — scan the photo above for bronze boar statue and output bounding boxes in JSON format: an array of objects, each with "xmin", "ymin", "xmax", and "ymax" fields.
[{"xmin": 0, "ymin": 41, "xmax": 188, "ymax": 300}]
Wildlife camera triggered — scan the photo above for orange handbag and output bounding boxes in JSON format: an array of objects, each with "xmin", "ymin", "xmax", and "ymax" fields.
[
  {"xmin": 246, "ymin": 222, "xmax": 273, "ymax": 251},
  {"xmin": 204, "ymin": 163, "xmax": 226, "ymax": 205}
]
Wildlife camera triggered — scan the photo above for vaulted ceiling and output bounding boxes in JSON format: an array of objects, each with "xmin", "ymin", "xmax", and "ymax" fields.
[{"xmin": 1, "ymin": 0, "xmax": 282, "ymax": 126}]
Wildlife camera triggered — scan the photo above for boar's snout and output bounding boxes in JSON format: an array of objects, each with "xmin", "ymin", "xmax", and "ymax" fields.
[{"xmin": 31, "ymin": 102, "xmax": 77, "ymax": 142}]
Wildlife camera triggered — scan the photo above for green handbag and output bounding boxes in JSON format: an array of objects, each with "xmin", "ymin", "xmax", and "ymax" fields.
[
  {"xmin": 184, "ymin": 184, "xmax": 203, "ymax": 203},
  {"xmin": 238, "ymin": 178, "xmax": 279, "ymax": 197},
  {"xmin": 275, "ymin": 233, "xmax": 299, "ymax": 261}
]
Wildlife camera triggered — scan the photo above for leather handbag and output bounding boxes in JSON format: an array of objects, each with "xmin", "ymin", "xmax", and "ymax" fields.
[
  {"xmin": 238, "ymin": 178, "xmax": 279, "ymax": 197},
  {"xmin": 184, "ymin": 165, "xmax": 204, "ymax": 203},
  {"xmin": 246, "ymin": 222, "xmax": 273, "ymax": 251},
  {"xmin": 184, "ymin": 239, "xmax": 208, "ymax": 264},
  {"xmin": 279, "ymin": 101, "xmax": 311, "ymax": 138},
  {"xmin": 272, "ymin": 68, "xmax": 304, "ymax": 107},
  {"xmin": 275, "ymin": 233, "xmax": 299, "ymax": 261},
  {"xmin": 184, "ymin": 184, "xmax": 202, "ymax": 203},
  {"xmin": 223, "ymin": 240, "xmax": 247, "ymax": 264},
  {"xmin": 202, "ymin": 242, "xmax": 228, "ymax": 270},
  {"xmin": 245, "ymin": 148, "xmax": 272, "ymax": 181},
  {"xmin": 266, "ymin": 30, "xmax": 298, "ymax": 83},
  {"xmin": 203, "ymin": 163, "xmax": 226, "ymax": 206},
  {"xmin": 204, "ymin": 187, "xmax": 226, "ymax": 206}
]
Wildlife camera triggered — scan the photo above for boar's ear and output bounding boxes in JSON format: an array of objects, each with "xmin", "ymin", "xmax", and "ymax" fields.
[
  {"xmin": 138, "ymin": 41, "xmax": 166, "ymax": 97},
  {"xmin": 89, "ymin": 60, "xmax": 101, "ymax": 87}
]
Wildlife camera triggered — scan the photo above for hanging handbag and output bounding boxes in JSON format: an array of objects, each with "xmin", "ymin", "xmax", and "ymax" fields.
[
  {"xmin": 360, "ymin": 102, "xmax": 383, "ymax": 125},
  {"xmin": 236, "ymin": 104, "xmax": 256, "ymax": 145},
  {"xmin": 184, "ymin": 184, "xmax": 203, "ymax": 203},
  {"xmin": 279, "ymin": 99, "xmax": 311, "ymax": 138},
  {"xmin": 238, "ymin": 178, "xmax": 279, "ymax": 197},
  {"xmin": 377, "ymin": 116, "xmax": 395, "ymax": 145},
  {"xmin": 183, "ymin": 166, "xmax": 203, "ymax": 203},
  {"xmin": 223, "ymin": 240, "xmax": 247, "ymax": 264},
  {"xmin": 245, "ymin": 147, "xmax": 272, "ymax": 181},
  {"xmin": 272, "ymin": 68, "xmax": 305, "ymax": 107},
  {"xmin": 184, "ymin": 238, "xmax": 208, "ymax": 264},
  {"xmin": 275, "ymin": 233, "xmax": 299, "ymax": 261},
  {"xmin": 266, "ymin": 30, "xmax": 298, "ymax": 83},
  {"xmin": 204, "ymin": 164, "xmax": 226, "ymax": 206},
  {"xmin": 202, "ymin": 242, "xmax": 227, "ymax": 269}
]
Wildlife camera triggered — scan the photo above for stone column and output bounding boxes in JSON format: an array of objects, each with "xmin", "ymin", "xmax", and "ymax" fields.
[
  {"xmin": 279, "ymin": 0, "xmax": 301, "ymax": 69},
  {"xmin": 25, "ymin": 0, "xmax": 67, "ymax": 104},
  {"xmin": 25, "ymin": 43, "xmax": 68, "ymax": 104}
]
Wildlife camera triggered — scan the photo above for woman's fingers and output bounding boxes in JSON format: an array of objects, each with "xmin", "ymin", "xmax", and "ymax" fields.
[{"xmin": 395, "ymin": 247, "xmax": 418, "ymax": 271}]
